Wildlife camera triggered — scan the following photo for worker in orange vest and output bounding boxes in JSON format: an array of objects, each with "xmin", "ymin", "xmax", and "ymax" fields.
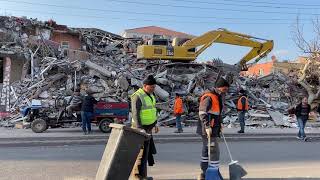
[
  {"xmin": 174, "ymin": 93, "xmax": 184, "ymax": 133},
  {"xmin": 197, "ymin": 77, "xmax": 230, "ymax": 180},
  {"xmin": 237, "ymin": 89, "xmax": 249, "ymax": 133}
]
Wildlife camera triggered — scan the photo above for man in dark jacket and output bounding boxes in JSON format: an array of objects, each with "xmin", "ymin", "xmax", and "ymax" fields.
[
  {"xmin": 295, "ymin": 96, "xmax": 311, "ymax": 141},
  {"xmin": 197, "ymin": 77, "xmax": 229, "ymax": 180},
  {"xmin": 81, "ymin": 92, "xmax": 98, "ymax": 135}
]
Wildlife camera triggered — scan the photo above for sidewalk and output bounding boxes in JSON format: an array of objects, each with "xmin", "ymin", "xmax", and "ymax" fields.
[
  {"xmin": 0, "ymin": 126, "xmax": 319, "ymax": 140},
  {"xmin": 0, "ymin": 126, "xmax": 319, "ymax": 147}
]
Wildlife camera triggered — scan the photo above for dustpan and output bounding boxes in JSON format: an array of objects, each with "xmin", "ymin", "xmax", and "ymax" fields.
[{"xmin": 221, "ymin": 133, "xmax": 247, "ymax": 180}]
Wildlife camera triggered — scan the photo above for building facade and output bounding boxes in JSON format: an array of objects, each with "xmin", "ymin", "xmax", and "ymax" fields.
[{"xmin": 241, "ymin": 56, "xmax": 306, "ymax": 77}]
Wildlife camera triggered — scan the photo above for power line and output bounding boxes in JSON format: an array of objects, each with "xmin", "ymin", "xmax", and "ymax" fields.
[
  {"xmin": 1, "ymin": 8, "xmax": 306, "ymax": 25},
  {"xmin": 0, "ymin": 0, "xmax": 313, "ymax": 21},
  {"xmin": 102, "ymin": 0, "xmax": 320, "ymax": 16},
  {"xmin": 215, "ymin": 0, "xmax": 320, "ymax": 7},
  {"xmin": 167, "ymin": 0, "xmax": 320, "ymax": 10}
]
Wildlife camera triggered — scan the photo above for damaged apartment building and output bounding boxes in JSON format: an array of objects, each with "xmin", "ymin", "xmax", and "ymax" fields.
[{"xmin": 0, "ymin": 16, "xmax": 137, "ymax": 119}]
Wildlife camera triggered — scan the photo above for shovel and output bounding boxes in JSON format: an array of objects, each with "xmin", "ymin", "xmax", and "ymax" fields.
[{"xmin": 221, "ymin": 132, "xmax": 247, "ymax": 180}]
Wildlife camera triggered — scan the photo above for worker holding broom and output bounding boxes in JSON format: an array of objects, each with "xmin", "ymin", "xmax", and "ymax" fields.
[{"xmin": 197, "ymin": 77, "xmax": 230, "ymax": 180}]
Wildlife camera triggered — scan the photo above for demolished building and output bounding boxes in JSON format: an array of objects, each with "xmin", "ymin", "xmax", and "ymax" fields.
[{"xmin": 0, "ymin": 15, "xmax": 319, "ymax": 129}]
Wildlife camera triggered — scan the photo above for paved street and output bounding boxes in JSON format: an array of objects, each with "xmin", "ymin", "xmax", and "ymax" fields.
[{"xmin": 0, "ymin": 141, "xmax": 320, "ymax": 180}]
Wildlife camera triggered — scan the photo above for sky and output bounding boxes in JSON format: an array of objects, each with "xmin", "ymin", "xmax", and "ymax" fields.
[{"xmin": 0, "ymin": 0, "xmax": 319, "ymax": 64}]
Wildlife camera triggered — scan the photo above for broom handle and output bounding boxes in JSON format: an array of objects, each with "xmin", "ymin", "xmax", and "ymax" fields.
[
  {"xmin": 222, "ymin": 132, "xmax": 234, "ymax": 162},
  {"xmin": 207, "ymin": 130, "xmax": 211, "ymax": 162},
  {"xmin": 206, "ymin": 115, "xmax": 211, "ymax": 162}
]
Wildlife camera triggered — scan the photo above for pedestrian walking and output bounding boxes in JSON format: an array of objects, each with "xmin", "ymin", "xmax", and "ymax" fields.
[
  {"xmin": 197, "ymin": 77, "xmax": 230, "ymax": 180},
  {"xmin": 237, "ymin": 89, "xmax": 249, "ymax": 133},
  {"xmin": 174, "ymin": 93, "xmax": 184, "ymax": 133},
  {"xmin": 130, "ymin": 74, "xmax": 159, "ymax": 180},
  {"xmin": 295, "ymin": 96, "xmax": 311, "ymax": 141},
  {"xmin": 81, "ymin": 92, "xmax": 98, "ymax": 135}
]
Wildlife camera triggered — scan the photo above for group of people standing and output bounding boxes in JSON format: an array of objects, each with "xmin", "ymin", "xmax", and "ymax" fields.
[
  {"xmin": 129, "ymin": 74, "xmax": 316, "ymax": 180},
  {"xmin": 129, "ymin": 74, "xmax": 233, "ymax": 180}
]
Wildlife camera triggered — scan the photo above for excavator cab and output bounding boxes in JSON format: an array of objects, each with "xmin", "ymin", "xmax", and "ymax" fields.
[{"xmin": 147, "ymin": 38, "xmax": 170, "ymax": 46}]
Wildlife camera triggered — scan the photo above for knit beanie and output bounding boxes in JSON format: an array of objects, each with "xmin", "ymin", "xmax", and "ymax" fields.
[
  {"xmin": 143, "ymin": 75, "xmax": 157, "ymax": 85},
  {"xmin": 215, "ymin": 78, "xmax": 230, "ymax": 88},
  {"xmin": 239, "ymin": 89, "xmax": 246, "ymax": 94}
]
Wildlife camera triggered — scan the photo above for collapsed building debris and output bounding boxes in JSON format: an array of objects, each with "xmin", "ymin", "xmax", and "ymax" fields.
[
  {"xmin": 222, "ymin": 71, "xmax": 320, "ymax": 129},
  {"xmin": 0, "ymin": 15, "xmax": 319, "ymax": 129}
]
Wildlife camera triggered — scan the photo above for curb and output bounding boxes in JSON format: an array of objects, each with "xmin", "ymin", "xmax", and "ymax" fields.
[
  {"xmin": 1, "ymin": 133, "xmax": 320, "ymax": 142},
  {"xmin": 0, "ymin": 136, "xmax": 319, "ymax": 147}
]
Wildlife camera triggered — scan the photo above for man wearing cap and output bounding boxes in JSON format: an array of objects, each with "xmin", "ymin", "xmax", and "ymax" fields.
[
  {"xmin": 237, "ymin": 89, "xmax": 249, "ymax": 133},
  {"xmin": 130, "ymin": 74, "xmax": 159, "ymax": 180},
  {"xmin": 197, "ymin": 77, "xmax": 230, "ymax": 180}
]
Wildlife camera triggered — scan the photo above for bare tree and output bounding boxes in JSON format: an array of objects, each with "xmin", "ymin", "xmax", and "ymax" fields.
[{"xmin": 293, "ymin": 16, "xmax": 320, "ymax": 104}]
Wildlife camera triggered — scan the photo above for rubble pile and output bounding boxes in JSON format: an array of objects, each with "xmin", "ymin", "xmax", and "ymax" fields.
[
  {"xmin": 0, "ymin": 16, "xmax": 318, "ymax": 129},
  {"xmin": 0, "ymin": 16, "xmax": 223, "ymax": 127},
  {"xmin": 223, "ymin": 72, "xmax": 314, "ymax": 129}
]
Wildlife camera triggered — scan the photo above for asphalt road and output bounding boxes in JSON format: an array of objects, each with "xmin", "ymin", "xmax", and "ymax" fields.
[{"xmin": 0, "ymin": 141, "xmax": 320, "ymax": 180}]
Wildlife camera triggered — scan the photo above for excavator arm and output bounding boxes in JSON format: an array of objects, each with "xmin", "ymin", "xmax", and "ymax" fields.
[
  {"xmin": 137, "ymin": 28, "xmax": 273, "ymax": 70},
  {"xmin": 182, "ymin": 29, "xmax": 273, "ymax": 70}
]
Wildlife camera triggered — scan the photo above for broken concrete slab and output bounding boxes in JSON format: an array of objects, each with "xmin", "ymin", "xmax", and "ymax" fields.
[
  {"xmin": 116, "ymin": 76, "xmax": 129, "ymax": 90},
  {"xmin": 249, "ymin": 113, "xmax": 270, "ymax": 118},
  {"xmin": 154, "ymin": 85, "xmax": 170, "ymax": 101},
  {"xmin": 38, "ymin": 91, "xmax": 49, "ymax": 99},
  {"xmin": 84, "ymin": 61, "xmax": 112, "ymax": 77},
  {"xmin": 267, "ymin": 110, "xmax": 292, "ymax": 127}
]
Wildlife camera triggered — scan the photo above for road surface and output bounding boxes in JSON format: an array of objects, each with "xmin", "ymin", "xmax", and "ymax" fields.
[{"xmin": 0, "ymin": 141, "xmax": 320, "ymax": 180}]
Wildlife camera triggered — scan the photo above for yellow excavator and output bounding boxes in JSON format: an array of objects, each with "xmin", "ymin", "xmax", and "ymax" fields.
[{"xmin": 137, "ymin": 28, "xmax": 273, "ymax": 71}]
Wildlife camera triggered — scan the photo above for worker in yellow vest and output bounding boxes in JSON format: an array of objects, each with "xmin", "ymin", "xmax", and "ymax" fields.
[
  {"xmin": 237, "ymin": 89, "xmax": 249, "ymax": 133},
  {"xmin": 131, "ymin": 74, "xmax": 159, "ymax": 180}
]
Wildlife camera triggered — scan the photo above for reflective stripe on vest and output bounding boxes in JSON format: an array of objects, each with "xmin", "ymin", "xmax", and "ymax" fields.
[
  {"xmin": 237, "ymin": 96, "xmax": 249, "ymax": 111},
  {"xmin": 200, "ymin": 92, "xmax": 220, "ymax": 115},
  {"xmin": 131, "ymin": 88, "xmax": 157, "ymax": 125}
]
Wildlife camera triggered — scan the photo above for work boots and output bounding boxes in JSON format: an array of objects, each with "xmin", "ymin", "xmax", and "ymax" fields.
[
  {"xmin": 174, "ymin": 129, "xmax": 183, "ymax": 133},
  {"xmin": 237, "ymin": 130, "xmax": 244, "ymax": 134}
]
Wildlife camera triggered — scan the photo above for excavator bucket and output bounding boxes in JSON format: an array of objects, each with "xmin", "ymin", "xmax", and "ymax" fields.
[{"xmin": 240, "ymin": 64, "xmax": 248, "ymax": 71}]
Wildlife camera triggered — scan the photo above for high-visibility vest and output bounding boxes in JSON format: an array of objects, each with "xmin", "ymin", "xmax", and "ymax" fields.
[
  {"xmin": 237, "ymin": 96, "xmax": 249, "ymax": 111},
  {"xmin": 200, "ymin": 92, "xmax": 220, "ymax": 115},
  {"xmin": 174, "ymin": 97, "xmax": 183, "ymax": 114},
  {"xmin": 131, "ymin": 88, "xmax": 157, "ymax": 125}
]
